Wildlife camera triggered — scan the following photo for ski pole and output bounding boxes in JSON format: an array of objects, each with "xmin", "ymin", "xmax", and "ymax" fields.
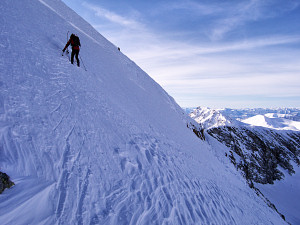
[
  {"xmin": 66, "ymin": 31, "xmax": 69, "ymax": 54},
  {"xmin": 79, "ymin": 54, "xmax": 87, "ymax": 71}
]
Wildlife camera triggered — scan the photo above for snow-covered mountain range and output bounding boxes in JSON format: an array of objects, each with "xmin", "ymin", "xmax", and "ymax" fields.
[
  {"xmin": 190, "ymin": 106, "xmax": 239, "ymax": 129},
  {"xmin": 222, "ymin": 108, "xmax": 300, "ymax": 122},
  {"xmin": 190, "ymin": 106, "xmax": 300, "ymax": 224},
  {"xmin": 190, "ymin": 107, "xmax": 300, "ymax": 131},
  {"xmin": 242, "ymin": 114, "xmax": 300, "ymax": 131}
]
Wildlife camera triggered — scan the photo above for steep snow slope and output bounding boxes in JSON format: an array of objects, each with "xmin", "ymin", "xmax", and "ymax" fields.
[
  {"xmin": 0, "ymin": 0, "xmax": 285, "ymax": 224},
  {"xmin": 256, "ymin": 165, "xmax": 300, "ymax": 224}
]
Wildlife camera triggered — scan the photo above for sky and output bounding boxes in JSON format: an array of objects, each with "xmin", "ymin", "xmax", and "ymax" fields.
[{"xmin": 61, "ymin": 0, "xmax": 300, "ymax": 108}]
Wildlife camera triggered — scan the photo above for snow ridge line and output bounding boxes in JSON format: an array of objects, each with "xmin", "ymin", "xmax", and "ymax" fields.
[{"xmin": 38, "ymin": 0, "xmax": 102, "ymax": 46}]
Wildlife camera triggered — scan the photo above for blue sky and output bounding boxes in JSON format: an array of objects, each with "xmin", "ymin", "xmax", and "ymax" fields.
[{"xmin": 62, "ymin": 0, "xmax": 300, "ymax": 108}]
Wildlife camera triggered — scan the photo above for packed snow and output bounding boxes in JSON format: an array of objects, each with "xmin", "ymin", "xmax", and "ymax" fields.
[
  {"xmin": 257, "ymin": 164, "xmax": 300, "ymax": 224},
  {"xmin": 0, "ymin": 0, "xmax": 286, "ymax": 224},
  {"xmin": 242, "ymin": 114, "xmax": 300, "ymax": 131}
]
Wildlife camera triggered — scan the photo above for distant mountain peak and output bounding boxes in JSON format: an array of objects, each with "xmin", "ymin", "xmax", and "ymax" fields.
[{"xmin": 190, "ymin": 106, "xmax": 238, "ymax": 129}]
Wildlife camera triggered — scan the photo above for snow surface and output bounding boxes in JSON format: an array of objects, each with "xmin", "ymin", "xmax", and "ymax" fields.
[
  {"xmin": 257, "ymin": 164, "xmax": 300, "ymax": 225},
  {"xmin": 242, "ymin": 115, "xmax": 300, "ymax": 131},
  {"xmin": 0, "ymin": 0, "xmax": 285, "ymax": 224}
]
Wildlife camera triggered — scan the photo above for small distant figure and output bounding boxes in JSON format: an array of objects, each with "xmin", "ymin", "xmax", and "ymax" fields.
[
  {"xmin": 118, "ymin": 47, "xmax": 120, "ymax": 51},
  {"xmin": 62, "ymin": 33, "xmax": 81, "ymax": 67}
]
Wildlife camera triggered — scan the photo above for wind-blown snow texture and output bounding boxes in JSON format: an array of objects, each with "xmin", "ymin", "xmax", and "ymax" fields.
[{"xmin": 0, "ymin": 0, "xmax": 285, "ymax": 224}]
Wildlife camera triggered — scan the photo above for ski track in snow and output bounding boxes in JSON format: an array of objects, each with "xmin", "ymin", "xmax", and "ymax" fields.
[{"xmin": 0, "ymin": 0, "xmax": 286, "ymax": 224}]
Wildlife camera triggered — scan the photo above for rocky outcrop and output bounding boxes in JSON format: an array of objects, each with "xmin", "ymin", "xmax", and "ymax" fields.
[
  {"xmin": 0, "ymin": 172, "xmax": 14, "ymax": 194},
  {"xmin": 187, "ymin": 121, "xmax": 205, "ymax": 140},
  {"xmin": 207, "ymin": 126, "xmax": 300, "ymax": 184}
]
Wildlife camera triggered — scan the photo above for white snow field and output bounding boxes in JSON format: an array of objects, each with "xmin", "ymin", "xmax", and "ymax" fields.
[
  {"xmin": 257, "ymin": 164, "xmax": 300, "ymax": 225},
  {"xmin": 0, "ymin": 0, "xmax": 285, "ymax": 224},
  {"xmin": 242, "ymin": 114, "xmax": 300, "ymax": 131}
]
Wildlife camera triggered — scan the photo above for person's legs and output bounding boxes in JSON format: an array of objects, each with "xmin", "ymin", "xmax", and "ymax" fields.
[
  {"xmin": 75, "ymin": 50, "xmax": 80, "ymax": 67},
  {"xmin": 71, "ymin": 50, "xmax": 75, "ymax": 64}
]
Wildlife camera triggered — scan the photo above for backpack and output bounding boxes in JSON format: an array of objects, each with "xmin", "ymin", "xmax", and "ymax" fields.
[{"xmin": 71, "ymin": 35, "xmax": 80, "ymax": 47}]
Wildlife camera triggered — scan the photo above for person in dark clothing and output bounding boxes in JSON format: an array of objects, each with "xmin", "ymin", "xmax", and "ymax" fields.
[{"xmin": 62, "ymin": 33, "xmax": 81, "ymax": 67}]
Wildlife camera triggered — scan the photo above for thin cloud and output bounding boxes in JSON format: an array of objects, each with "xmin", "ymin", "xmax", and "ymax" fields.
[
  {"xmin": 166, "ymin": 0, "xmax": 223, "ymax": 16},
  {"xmin": 210, "ymin": 0, "xmax": 265, "ymax": 40},
  {"xmin": 210, "ymin": 0, "xmax": 300, "ymax": 40},
  {"xmin": 82, "ymin": 2, "xmax": 143, "ymax": 30},
  {"xmin": 127, "ymin": 35, "xmax": 300, "ymax": 62},
  {"xmin": 159, "ymin": 0, "xmax": 265, "ymax": 40},
  {"xmin": 164, "ymin": 73, "xmax": 300, "ymax": 98}
]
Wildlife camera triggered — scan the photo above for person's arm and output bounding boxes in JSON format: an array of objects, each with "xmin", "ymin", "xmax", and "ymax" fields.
[{"xmin": 62, "ymin": 39, "xmax": 71, "ymax": 52}]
